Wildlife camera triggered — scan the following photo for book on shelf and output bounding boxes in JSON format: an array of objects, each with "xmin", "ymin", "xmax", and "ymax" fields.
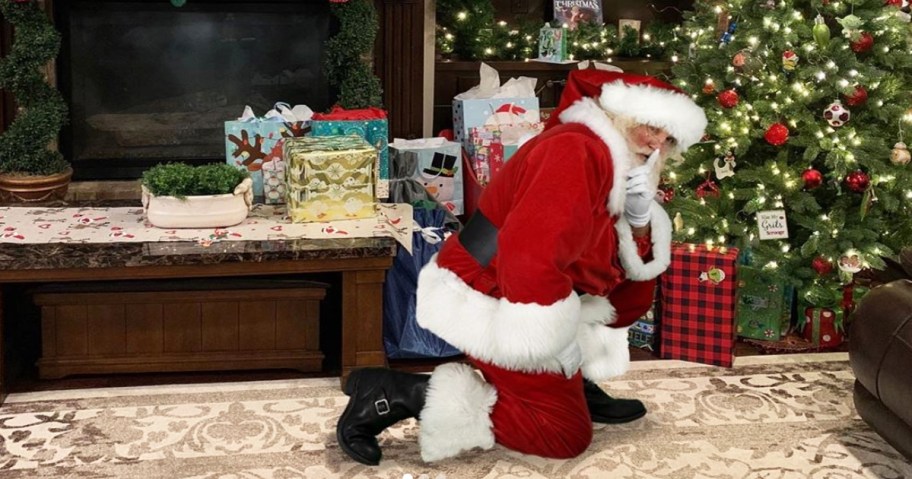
[{"xmin": 553, "ymin": 0, "xmax": 602, "ymax": 31}]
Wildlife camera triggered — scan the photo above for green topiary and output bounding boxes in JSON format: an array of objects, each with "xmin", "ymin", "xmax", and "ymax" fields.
[
  {"xmin": 142, "ymin": 163, "xmax": 249, "ymax": 199},
  {"xmin": 323, "ymin": 0, "xmax": 383, "ymax": 109},
  {"xmin": 0, "ymin": 0, "xmax": 69, "ymax": 176}
]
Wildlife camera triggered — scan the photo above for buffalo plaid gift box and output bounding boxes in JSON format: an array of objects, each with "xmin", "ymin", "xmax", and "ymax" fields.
[{"xmin": 660, "ymin": 243, "xmax": 739, "ymax": 367}]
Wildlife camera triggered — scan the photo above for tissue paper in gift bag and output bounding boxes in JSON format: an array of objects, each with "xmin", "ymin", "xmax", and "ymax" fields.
[{"xmin": 284, "ymin": 135, "xmax": 377, "ymax": 223}]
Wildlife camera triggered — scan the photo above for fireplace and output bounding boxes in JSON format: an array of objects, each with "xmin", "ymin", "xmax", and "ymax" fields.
[{"xmin": 55, "ymin": 0, "xmax": 337, "ymax": 180}]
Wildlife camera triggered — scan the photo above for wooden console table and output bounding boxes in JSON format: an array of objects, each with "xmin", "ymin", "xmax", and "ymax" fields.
[{"xmin": 0, "ymin": 230, "xmax": 397, "ymax": 405}]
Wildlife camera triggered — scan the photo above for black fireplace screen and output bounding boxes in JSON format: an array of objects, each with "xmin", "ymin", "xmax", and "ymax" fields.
[{"xmin": 56, "ymin": 1, "xmax": 336, "ymax": 180}]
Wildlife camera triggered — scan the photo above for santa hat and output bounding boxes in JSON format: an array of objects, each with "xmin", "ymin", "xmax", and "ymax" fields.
[{"xmin": 545, "ymin": 69, "xmax": 706, "ymax": 151}]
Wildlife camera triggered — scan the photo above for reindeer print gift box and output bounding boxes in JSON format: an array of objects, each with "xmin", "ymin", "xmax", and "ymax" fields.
[{"xmin": 284, "ymin": 135, "xmax": 377, "ymax": 223}]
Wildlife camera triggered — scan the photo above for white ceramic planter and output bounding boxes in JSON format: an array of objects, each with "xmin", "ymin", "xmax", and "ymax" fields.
[{"xmin": 142, "ymin": 178, "xmax": 253, "ymax": 229}]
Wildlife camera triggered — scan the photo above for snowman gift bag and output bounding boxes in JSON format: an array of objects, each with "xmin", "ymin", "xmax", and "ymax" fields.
[
  {"xmin": 452, "ymin": 63, "xmax": 541, "ymax": 150},
  {"xmin": 390, "ymin": 138, "xmax": 464, "ymax": 215}
]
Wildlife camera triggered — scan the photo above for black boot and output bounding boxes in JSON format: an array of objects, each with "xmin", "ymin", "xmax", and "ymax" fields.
[
  {"xmin": 337, "ymin": 368, "xmax": 429, "ymax": 465},
  {"xmin": 584, "ymin": 378, "xmax": 647, "ymax": 424}
]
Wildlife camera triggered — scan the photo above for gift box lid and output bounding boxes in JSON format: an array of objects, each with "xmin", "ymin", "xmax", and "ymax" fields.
[{"xmin": 285, "ymin": 134, "xmax": 375, "ymax": 154}]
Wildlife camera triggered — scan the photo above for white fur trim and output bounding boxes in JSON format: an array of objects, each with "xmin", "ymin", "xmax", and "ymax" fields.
[
  {"xmin": 579, "ymin": 323, "xmax": 631, "ymax": 381},
  {"xmin": 417, "ymin": 256, "xmax": 581, "ymax": 374},
  {"xmin": 579, "ymin": 294, "xmax": 617, "ymax": 326},
  {"xmin": 599, "ymin": 80, "xmax": 707, "ymax": 151},
  {"xmin": 615, "ymin": 202, "xmax": 672, "ymax": 281},
  {"xmin": 419, "ymin": 363, "xmax": 497, "ymax": 462},
  {"xmin": 558, "ymin": 98, "xmax": 632, "ymax": 216}
]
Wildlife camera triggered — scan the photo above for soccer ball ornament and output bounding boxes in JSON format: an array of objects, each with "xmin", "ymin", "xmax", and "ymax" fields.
[{"xmin": 823, "ymin": 101, "xmax": 850, "ymax": 127}]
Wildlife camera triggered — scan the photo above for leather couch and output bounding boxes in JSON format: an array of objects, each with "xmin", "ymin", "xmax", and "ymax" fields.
[{"xmin": 849, "ymin": 278, "xmax": 912, "ymax": 461}]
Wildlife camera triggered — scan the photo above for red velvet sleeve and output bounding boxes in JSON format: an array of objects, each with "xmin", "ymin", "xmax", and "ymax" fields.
[
  {"xmin": 608, "ymin": 278, "xmax": 657, "ymax": 328},
  {"xmin": 494, "ymin": 134, "xmax": 613, "ymax": 306}
]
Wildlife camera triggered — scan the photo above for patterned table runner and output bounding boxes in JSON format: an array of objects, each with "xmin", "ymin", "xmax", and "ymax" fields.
[{"xmin": 0, "ymin": 203, "xmax": 414, "ymax": 253}]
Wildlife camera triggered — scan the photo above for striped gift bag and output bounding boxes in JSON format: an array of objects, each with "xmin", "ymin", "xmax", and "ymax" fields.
[{"xmin": 659, "ymin": 243, "xmax": 740, "ymax": 367}]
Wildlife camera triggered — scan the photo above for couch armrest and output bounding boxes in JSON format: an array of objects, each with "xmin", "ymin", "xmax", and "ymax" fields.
[{"xmin": 849, "ymin": 279, "xmax": 912, "ymax": 428}]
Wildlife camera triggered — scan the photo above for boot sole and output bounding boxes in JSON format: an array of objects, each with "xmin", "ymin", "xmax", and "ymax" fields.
[
  {"xmin": 591, "ymin": 409, "xmax": 647, "ymax": 424},
  {"xmin": 337, "ymin": 370, "xmax": 381, "ymax": 466}
]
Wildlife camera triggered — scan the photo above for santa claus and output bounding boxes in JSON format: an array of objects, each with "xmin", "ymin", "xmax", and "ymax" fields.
[{"xmin": 337, "ymin": 69, "xmax": 707, "ymax": 465}]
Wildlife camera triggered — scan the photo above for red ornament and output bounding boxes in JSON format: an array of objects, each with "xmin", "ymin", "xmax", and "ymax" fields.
[
  {"xmin": 659, "ymin": 184, "xmax": 675, "ymax": 203},
  {"xmin": 851, "ymin": 32, "xmax": 874, "ymax": 53},
  {"xmin": 844, "ymin": 170, "xmax": 870, "ymax": 193},
  {"xmin": 812, "ymin": 256, "xmax": 833, "ymax": 276},
  {"xmin": 802, "ymin": 168, "xmax": 824, "ymax": 189},
  {"xmin": 885, "ymin": 0, "xmax": 902, "ymax": 7},
  {"xmin": 764, "ymin": 123, "xmax": 789, "ymax": 146},
  {"xmin": 844, "ymin": 85, "xmax": 868, "ymax": 107},
  {"xmin": 695, "ymin": 177, "xmax": 721, "ymax": 199},
  {"xmin": 717, "ymin": 89, "xmax": 739, "ymax": 108}
]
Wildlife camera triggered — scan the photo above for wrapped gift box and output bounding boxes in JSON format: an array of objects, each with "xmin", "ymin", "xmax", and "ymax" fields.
[
  {"xmin": 800, "ymin": 307, "xmax": 844, "ymax": 348},
  {"xmin": 735, "ymin": 265, "xmax": 793, "ymax": 341},
  {"xmin": 284, "ymin": 135, "xmax": 376, "ymax": 223},
  {"xmin": 311, "ymin": 107, "xmax": 389, "ymax": 199},
  {"xmin": 660, "ymin": 243, "xmax": 739, "ymax": 367}
]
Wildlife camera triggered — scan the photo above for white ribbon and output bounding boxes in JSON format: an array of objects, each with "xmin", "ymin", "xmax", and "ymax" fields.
[{"xmin": 415, "ymin": 225, "xmax": 445, "ymax": 244}]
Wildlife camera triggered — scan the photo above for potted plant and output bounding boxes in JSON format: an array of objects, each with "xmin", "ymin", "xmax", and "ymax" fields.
[
  {"xmin": 0, "ymin": 0, "xmax": 71, "ymax": 203},
  {"xmin": 141, "ymin": 163, "xmax": 253, "ymax": 229}
]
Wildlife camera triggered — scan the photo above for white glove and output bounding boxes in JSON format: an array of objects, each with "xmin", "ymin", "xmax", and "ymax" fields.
[
  {"xmin": 555, "ymin": 341, "xmax": 582, "ymax": 379},
  {"xmin": 624, "ymin": 149, "xmax": 660, "ymax": 227}
]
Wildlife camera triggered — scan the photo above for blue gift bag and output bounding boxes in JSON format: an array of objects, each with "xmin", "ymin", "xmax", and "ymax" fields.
[{"xmin": 383, "ymin": 207, "xmax": 461, "ymax": 359}]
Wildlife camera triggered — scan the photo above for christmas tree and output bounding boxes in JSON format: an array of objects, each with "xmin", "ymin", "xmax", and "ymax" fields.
[{"xmin": 667, "ymin": 0, "xmax": 912, "ymax": 305}]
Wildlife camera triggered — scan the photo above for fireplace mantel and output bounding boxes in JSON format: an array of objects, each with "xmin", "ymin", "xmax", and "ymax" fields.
[{"xmin": 0, "ymin": 0, "xmax": 426, "ymax": 182}]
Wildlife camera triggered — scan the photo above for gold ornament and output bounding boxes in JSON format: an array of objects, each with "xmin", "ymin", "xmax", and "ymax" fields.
[
  {"xmin": 703, "ymin": 80, "xmax": 716, "ymax": 94},
  {"xmin": 891, "ymin": 141, "xmax": 911, "ymax": 165}
]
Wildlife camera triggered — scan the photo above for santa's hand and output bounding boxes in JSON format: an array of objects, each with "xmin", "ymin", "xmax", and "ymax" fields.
[
  {"xmin": 555, "ymin": 341, "xmax": 581, "ymax": 379},
  {"xmin": 624, "ymin": 149, "xmax": 660, "ymax": 227}
]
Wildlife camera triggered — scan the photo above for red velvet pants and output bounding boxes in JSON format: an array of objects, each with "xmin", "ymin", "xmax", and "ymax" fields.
[{"xmin": 470, "ymin": 357, "xmax": 592, "ymax": 458}]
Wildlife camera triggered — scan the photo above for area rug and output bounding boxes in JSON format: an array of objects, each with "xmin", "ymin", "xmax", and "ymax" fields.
[{"xmin": 1, "ymin": 353, "xmax": 909, "ymax": 478}]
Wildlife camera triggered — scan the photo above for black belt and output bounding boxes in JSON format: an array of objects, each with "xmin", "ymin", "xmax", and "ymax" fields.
[{"xmin": 459, "ymin": 210, "xmax": 498, "ymax": 268}]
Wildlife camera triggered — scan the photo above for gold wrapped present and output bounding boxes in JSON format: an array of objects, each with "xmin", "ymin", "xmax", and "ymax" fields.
[{"xmin": 284, "ymin": 135, "xmax": 377, "ymax": 222}]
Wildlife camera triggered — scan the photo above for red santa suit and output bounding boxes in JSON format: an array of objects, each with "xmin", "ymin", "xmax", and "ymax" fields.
[{"xmin": 413, "ymin": 70, "xmax": 707, "ymax": 462}]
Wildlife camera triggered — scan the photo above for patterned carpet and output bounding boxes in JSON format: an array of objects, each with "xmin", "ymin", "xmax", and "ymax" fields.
[{"xmin": 1, "ymin": 353, "xmax": 909, "ymax": 479}]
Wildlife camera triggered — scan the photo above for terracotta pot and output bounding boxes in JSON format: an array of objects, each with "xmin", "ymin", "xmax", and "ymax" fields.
[
  {"xmin": 0, "ymin": 167, "xmax": 73, "ymax": 203},
  {"xmin": 142, "ymin": 177, "xmax": 253, "ymax": 228}
]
